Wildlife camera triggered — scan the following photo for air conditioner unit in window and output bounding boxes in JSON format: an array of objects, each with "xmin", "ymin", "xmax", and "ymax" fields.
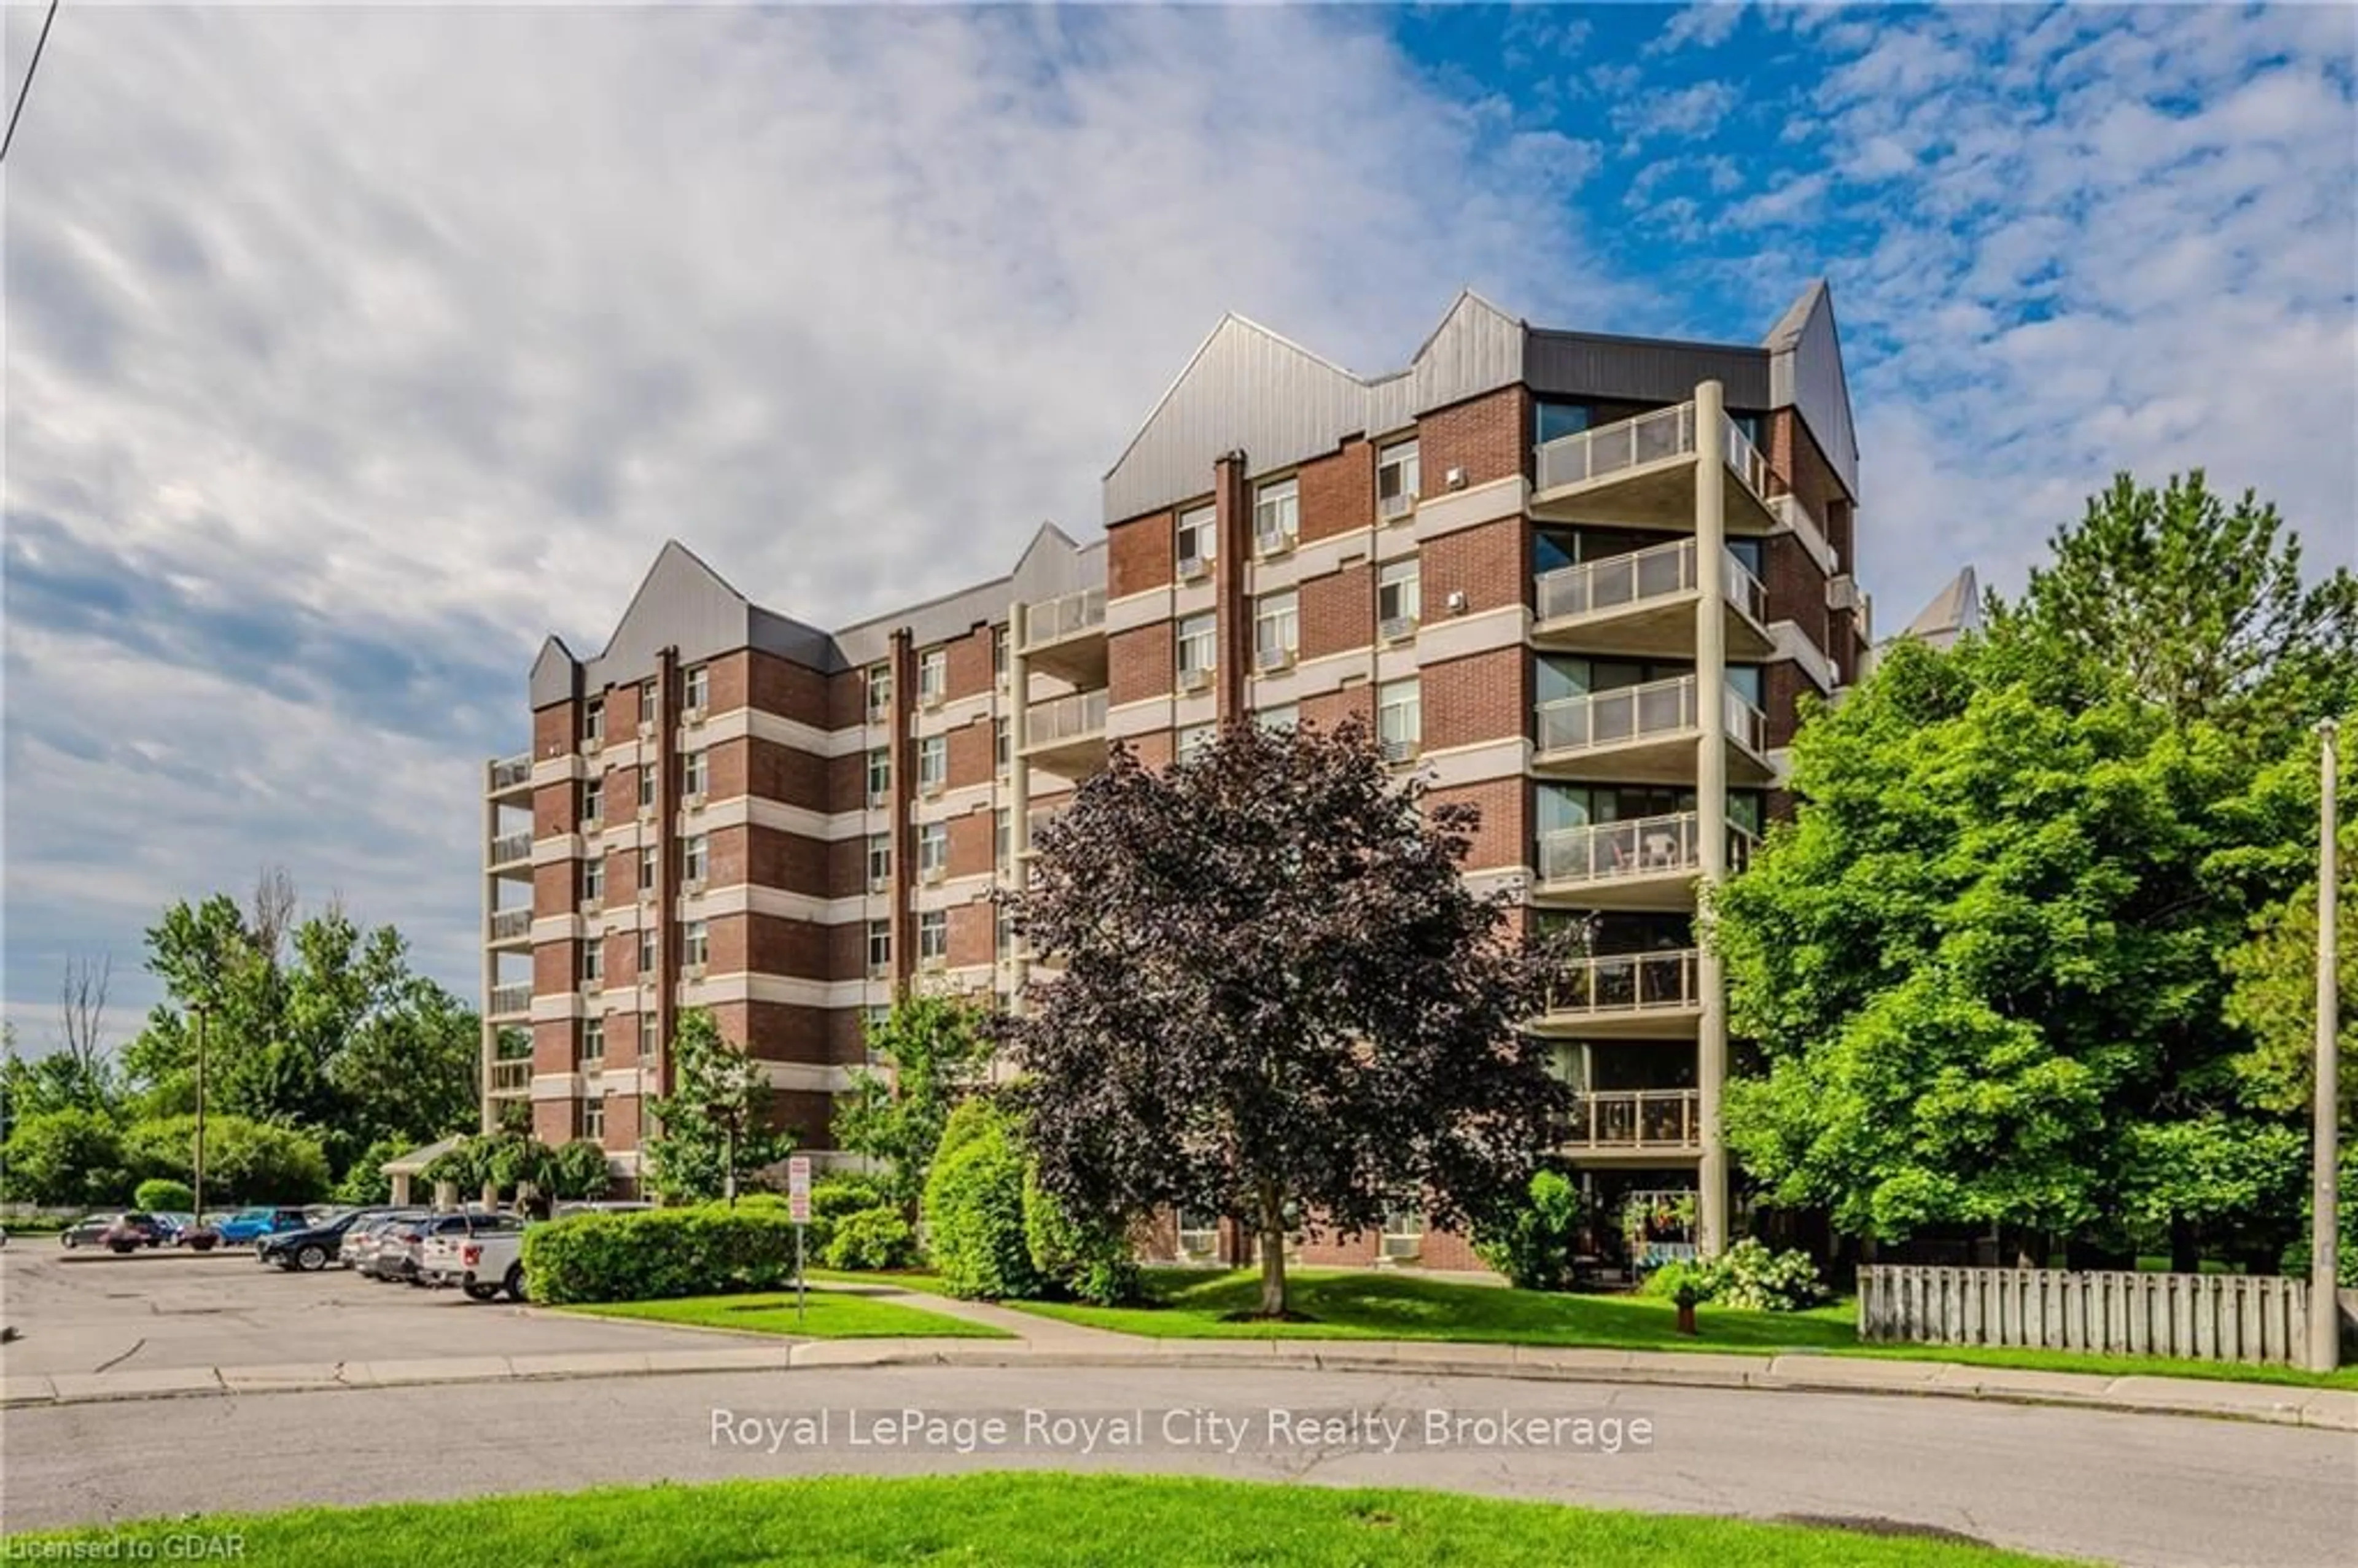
[
  {"xmin": 583, "ymin": 736, "xmax": 604, "ymax": 755},
  {"xmin": 1379, "ymin": 615, "xmax": 1418, "ymax": 643},
  {"xmin": 866, "ymin": 791, "xmax": 890, "ymax": 811},
  {"xmin": 684, "ymin": 963, "xmax": 705, "ymax": 981},
  {"xmin": 1381, "ymin": 737, "xmax": 1418, "ymax": 765},
  {"xmin": 921, "ymin": 954, "xmax": 947, "ymax": 973},
  {"xmin": 921, "ymin": 690, "xmax": 946, "ymax": 712},
  {"xmin": 1178, "ymin": 667, "xmax": 1211, "ymax": 694},
  {"xmin": 637, "ymin": 718, "xmax": 656, "ymax": 739},
  {"xmin": 638, "ymin": 885, "xmax": 657, "ymax": 904},
  {"xmin": 1379, "ymin": 491, "xmax": 1416, "ymax": 522},
  {"xmin": 683, "ymin": 877, "xmax": 705, "ymax": 895},
  {"xmin": 868, "ymin": 963, "xmax": 892, "ymax": 982},
  {"xmin": 1255, "ymin": 645, "xmax": 1295, "ymax": 674},
  {"xmin": 578, "ymin": 898, "xmax": 602, "ymax": 917},
  {"xmin": 1380, "ymin": 1232, "xmax": 1422, "ymax": 1262},
  {"xmin": 923, "ymin": 865, "xmax": 946, "ymax": 886},
  {"xmin": 582, "ymin": 816, "xmax": 604, "ymax": 835},
  {"xmin": 868, "ymin": 874, "xmax": 890, "ymax": 894},
  {"xmin": 685, "ymin": 792, "xmax": 706, "ymax": 811},
  {"xmin": 1255, "ymin": 527, "xmax": 1293, "ymax": 559},
  {"xmin": 920, "ymin": 778, "xmax": 944, "ymax": 799},
  {"xmin": 1177, "ymin": 554, "xmax": 1210, "ymax": 583},
  {"xmin": 685, "ymin": 706, "xmax": 707, "ymax": 728},
  {"xmin": 637, "ymin": 804, "xmax": 656, "ymax": 821}
]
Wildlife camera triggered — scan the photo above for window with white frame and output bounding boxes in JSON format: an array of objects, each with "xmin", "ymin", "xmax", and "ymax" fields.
[
  {"xmin": 1377, "ymin": 557, "xmax": 1422, "ymax": 630},
  {"xmin": 580, "ymin": 1017, "xmax": 605, "ymax": 1068},
  {"xmin": 919, "ymin": 734, "xmax": 947, "ymax": 793},
  {"xmin": 638, "ymin": 844, "xmax": 658, "ymax": 892},
  {"xmin": 1177, "ymin": 1209, "xmax": 1220, "ymax": 1257},
  {"xmin": 867, "ymin": 919, "xmax": 892, "ymax": 974},
  {"xmin": 581, "ymin": 937, "xmax": 603, "ymax": 986},
  {"xmin": 683, "ymin": 663, "xmax": 709, "ymax": 713},
  {"xmin": 584, "ymin": 699, "xmax": 605, "ymax": 747},
  {"xmin": 866, "ymin": 663, "xmax": 892, "ymax": 721},
  {"xmin": 919, "ymin": 821, "xmax": 949, "ymax": 877},
  {"xmin": 1254, "ymin": 591, "xmax": 1298, "ymax": 667},
  {"xmin": 1177, "ymin": 723, "xmax": 1215, "ymax": 762},
  {"xmin": 682, "ymin": 919, "xmax": 709, "ymax": 969},
  {"xmin": 1377, "ymin": 440, "xmax": 1421, "ymax": 518},
  {"xmin": 995, "ymin": 901, "xmax": 1014, "ymax": 957},
  {"xmin": 918, "ymin": 648, "xmax": 947, "ymax": 704},
  {"xmin": 683, "ymin": 833, "xmax": 708, "ymax": 885},
  {"xmin": 995, "ymin": 807, "xmax": 1011, "ymax": 866},
  {"xmin": 992, "ymin": 628, "xmax": 1008, "ymax": 685},
  {"xmin": 1378, "ymin": 677, "xmax": 1422, "ymax": 761},
  {"xmin": 919, "ymin": 909, "xmax": 948, "ymax": 964},
  {"xmin": 580, "ymin": 1095, "xmax": 606, "ymax": 1143},
  {"xmin": 639, "ymin": 1012, "xmax": 658, "ymax": 1059},
  {"xmin": 862, "ymin": 1004, "xmax": 890, "ymax": 1066},
  {"xmin": 582, "ymin": 857, "xmax": 604, "ymax": 904},
  {"xmin": 583, "ymin": 778, "xmax": 604, "ymax": 824},
  {"xmin": 1258, "ymin": 704, "xmax": 1298, "ymax": 733},
  {"xmin": 1253, "ymin": 476, "xmax": 1298, "ymax": 553},
  {"xmin": 639, "ymin": 677, "xmax": 656, "ymax": 718},
  {"xmin": 682, "ymin": 749, "xmax": 707, "ymax": 798},
  {"xmin": 1380, "ymin": 1203, "xmax": 1426, "ymax": 1257},
  {"xmin": 1177, "ymin": 503, "xmax": 1217, "ymax": 570},
  {"xmin": 639, "ymin": 925, "xmax": 658, "ymax": 976},
  {"xmin": 638, "ymin": 763, "xmax": 656, "ymax": 810},
  {"xmin": 1177, "ymin": 613, "xmax": 1216, "ymax": 681},
  {"xmin": 867, "ymin": 833, "xmax": 892, "ymax": 889},
  {"xmin": 995, "ymin": 718, "xmax": 1010, "ymax": 774},
  {"xmin": 866, "ymin": 748, "xmax": 891, "ymax": 806}
]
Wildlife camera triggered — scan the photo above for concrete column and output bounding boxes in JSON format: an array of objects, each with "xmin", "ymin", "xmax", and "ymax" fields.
[
  {"xmin": 1693, "ymin": 380, "xmax": 1732, "ymax": 1258},
  {"xmin": 481, "ymin": 762, "xmax": 499, "ymax": 1134},
  {"xmin": 1006, "ymin": 600, "xmax": 1032, "ymax": 1015}
]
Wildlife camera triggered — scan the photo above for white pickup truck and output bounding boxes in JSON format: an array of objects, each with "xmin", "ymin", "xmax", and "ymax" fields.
[{"xmin": 419, "ymin": 1227, "xmax": 527, "ymax": 1302}]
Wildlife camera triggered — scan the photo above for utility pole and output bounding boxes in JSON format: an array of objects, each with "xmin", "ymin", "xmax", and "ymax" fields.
[
  {"xmin": 191, "ymin": 1004, "xmax": 209, "ymax": 1225},
  {"xmin": 2310, "ymin": 717, "xmax": 2341, "ymax": 1373}
]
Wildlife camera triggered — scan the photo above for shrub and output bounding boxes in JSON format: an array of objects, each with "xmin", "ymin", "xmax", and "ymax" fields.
[
  {"xmin": 1, "ymin": 1110, "xmax": 129, "ymax": 1206},
  {"xmin": 551, "ymin": 1139, "xmax": 613, "ymax": 1201},
  {"xmin": 121, "ymin": 1114, "xmax": 329, "ymax": 1203},
  {"xmin": 519, "ymin": 1205, "xmax": 806, "ymax": 1304},
  {"xmin": 1022, "ymin": 1166, "xmax": 1140, "ymax": 1305},
  {"xmin": 922, "ymin": 1101, "xmax": 1038, "ymax": 1300},
  {"xmin": 1638, "ymin": 1259, "xmax": 1716, "ymax": 1305},
  {"xmin": 822, "ymin": 1207, "xmax": 921, "ymax": 1271},
  {"xmin": 1639, "ymin": 1240, "xmax": 1826, "ymax": 1313},
  {"xmin": 806, "ymin": 1173, "xmax": 888, "ymax": 1257},
  {"xmin": 133, "ymin": 1178, "xmax": 195, "ymax": 1213},
  {"xmin": 1473, "ymin": 1169, "xmax": 1583, "ymax": 1291},
  {"xmin": 332, "ymin": 1138, "xmax": 410, "ymax": 1206}
]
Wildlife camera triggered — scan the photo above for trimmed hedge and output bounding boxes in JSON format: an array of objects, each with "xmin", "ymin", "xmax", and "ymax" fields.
[
  {"xmin": 519, "ymin": 1206, "xmax": 804, "ymax": 1305},
  {"xmin": 922, "ymin": 1101, "xmax": 1038, "ymax": 1300},
  {"xmin": 822, "ymin": 1207, "xmax": 920, "ymax": 1271}
]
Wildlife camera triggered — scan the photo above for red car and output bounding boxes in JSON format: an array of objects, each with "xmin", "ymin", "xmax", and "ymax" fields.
[{"xmin": 99, "ymin": 1213, "xmax": 173, "ymax": 1253}]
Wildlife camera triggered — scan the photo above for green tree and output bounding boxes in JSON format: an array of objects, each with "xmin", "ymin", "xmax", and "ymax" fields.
[
  {"xmin": 1002, "ymin": 716, "xmax": 1568, "ymax": 1318},
  {"xmin": 120, "ymin": 1114, "xmax": 329, "ymax": 1203},
  {"xmin": 833, "ymin": 994, "xmax": 994, "ymax": 1216},
  {"xmin": 134, "ymin": 1178, "xmax": 196, "ymax": 1213},
  {"xmin": 0, "ymin": 1108, "xmax": 129, "ymax": 1205},
  {"xmin": 922, "ymin": 1099, "xmax": 1040, "ymax": 1300},
  {"xmin": 332, "ymin": 1137, "xmax": 413, "ymax": 1206},
  {"xmin": 644, "ymin": 1008, "xmax": 793, "ymax": 1203},
  {"xmin": 552, "ymin": 1139, "xmax": 614, "ymax": 1201}
]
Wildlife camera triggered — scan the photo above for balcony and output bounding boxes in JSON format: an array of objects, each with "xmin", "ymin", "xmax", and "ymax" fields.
[
  {"xmin": 1533, "ymin": 950, "xmax": 1704, "ymax": 1038},
  {"xmin": 487, "ymin": 832, "xmax": 534, "ymax": 876},
  {"xmin": 1021, "ymin": 804, "xmax": 1069, "ymax": 858},
  {"xmin": 1531, "ymin": 403, "xmax": 1783, "ymax": 534},
  {"xmin": 1533, "ymin": 538, "xmax": 1772, "ymax": 661},
  {"xmin": 1533, "ymin": 675, "xmax": 1772, "ymax": 786},
  {"xmin": 488, "ymin": 907, "xmax": 533, "ymax": 947},
  {"xmin": 1563, "ymin": 1089, "xmax": 1703, "ymax": 1156},
  {"xmin": 1533, "ymin": 813, "xmax": 1753, "ymax": 910},
  {"xmin": 488, "ymin": 753, "xmax": 533, "ymax": 799},
  {"xmin": 1021, "ymin": 589, "xmax": 1108, "ymax": 686},
  {"xmin": 489, "ymin": 1059, "xmax": 532, "ymax": 1096},
  {"xmin": 1021, "ymin": 688, "xmax": 1108, "ymax": 778},
  {"xmin": 488, "ymin": 983, "xmax": 533, "ymax": 1020}
]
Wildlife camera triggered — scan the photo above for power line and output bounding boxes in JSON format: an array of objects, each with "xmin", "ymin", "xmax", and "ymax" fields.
[{"xmin": 1, "ymin": 0, "xmax": 61, "ymax": 166}]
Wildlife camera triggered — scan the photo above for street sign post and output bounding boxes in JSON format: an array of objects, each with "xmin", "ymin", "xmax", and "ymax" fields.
[{"xmin": 788, "ymin": 1155, "xmax": 812, "ymax": 1328}]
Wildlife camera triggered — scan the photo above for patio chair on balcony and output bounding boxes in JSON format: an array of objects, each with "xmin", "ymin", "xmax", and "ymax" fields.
[{"xmin": 1641, "ymin": 831, "xmax": 1678, "ymax": 869}]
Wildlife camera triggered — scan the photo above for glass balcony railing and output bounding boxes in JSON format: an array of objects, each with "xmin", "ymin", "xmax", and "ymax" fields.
[
  {"xmin": 489, "ymin": 833, "xmax": 532, "ymax": 867},
  {"xmin": 1025, "ymin": 688, "xmax": 1108, "ymax": 750},
  {"xmin": 490, "ymin": 755, "xmax": 532, "ymax": 792},
  {"xmin": 1535, "ymin": 812, "xmax": 1753, "ymax": 888},
  {"xmin": 1022, "ymin": 589, "xmax": 1107, "ymax": 651},
  {"xmin": 489, "ymin": 1059, "xmax": 532, "ymax": 1094},
  {"xmin": 1531, "ymin": 400, "xmax": 1783, "ymax": 514},
  {"xmin": 1533, "ymin": 538, "xmax": 1767, "ymax": 628},
  {"xmin": 1564, "ymin": 1089, "xmax": 1702, "ymax": 1151},
  {"xmin": 489, "ymin": 983, "xmax": 533, "ymax": 1017},
  {"xmin": 1535, "ymin": 677, "xmax": 1768, "ymax": 760},
  {"xmin": 489, "ymin": 908, "xmax": 532, "ymax": 942},
  {"xmin": 1546, "ymin": 950, "xmax": 1702, "ymax": 1017}
]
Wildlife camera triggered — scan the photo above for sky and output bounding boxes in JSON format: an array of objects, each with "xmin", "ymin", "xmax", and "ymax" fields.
[{"xmin": 3, "ymin": 2, "xmax": 2354, "ymax": 1053}]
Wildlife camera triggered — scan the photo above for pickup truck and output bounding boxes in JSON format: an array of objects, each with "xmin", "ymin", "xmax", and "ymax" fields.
[{"xmin": 419, "ymin": 1224, "xmax": 529, "ymax": 1302}]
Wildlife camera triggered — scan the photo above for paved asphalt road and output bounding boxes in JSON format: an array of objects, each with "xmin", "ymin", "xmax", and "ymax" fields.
[
  {"xmin": 6, "ymin": 1362, "xmax": 2354, "ymax": 1566},
  {"xmin": 0, "ymin": 1246, "xmax": 728, "ymax": 1376}
]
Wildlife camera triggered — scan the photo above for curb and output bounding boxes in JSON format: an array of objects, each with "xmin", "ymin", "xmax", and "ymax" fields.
[{"xmin": 6, "ymin": 1341, "xmax": 2350, "ymax": 1431}]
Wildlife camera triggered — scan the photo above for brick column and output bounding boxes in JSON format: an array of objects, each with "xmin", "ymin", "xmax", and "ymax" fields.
[
  {"xmin": 889, "ymin": 629, "xmax": 917, "ymax": 993},
  {"xmin": 1213, "ymin": 451, "xmax": 1250, "ymax": 724},
  {"xmin": 652, "ymin": 647, "xmax": 679, "ymax": 1103}
]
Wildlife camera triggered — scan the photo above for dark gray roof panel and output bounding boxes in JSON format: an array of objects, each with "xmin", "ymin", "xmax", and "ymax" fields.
[
  {"xmin": 1764, "ymin": 281, "xmax": 1861, "ymax": 502},
  {"xmin": 1526, "ymin": 331, "xmax": 1770, "ymax": 409},
  {"xmin": 528, "ymin": 635, "xmax": 582, "ymax": 710}
]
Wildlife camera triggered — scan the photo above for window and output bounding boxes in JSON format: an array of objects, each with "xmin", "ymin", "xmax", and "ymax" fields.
[
  {"xmin": 1727, "ymin": 664, "xmax": 1764, "ymax": 711},
  {"xmin": 1380, "ymin": 1205, "xmax": 1426, "ymax": 1259},
  {"xmin": 919, "ymin": 735, "xmax": 947, "ymax": 793},
  {"xmin": 992, "ymin": 629, "xmax": 1009, "ymax": 685},
  {"xmin": 682, "ymin": 750, "xmax": 707, "ymax": 798},
  {"xmin": 583, "ymin": 699, "xmax": 605, "ymax": 747},
  {"xmin": 866, "ymin": 747, "xmax": 891, "ymax": 807},
  {"xmin": 919, "ymin": 821, "xmax": 949, "ymax": 878},
  {"xmin": 867, "ymin": 833, "xmax": 892, "ymax": 890},
  {"xmin": 1177, "ymin": 613, "xmax": 1216, "ymax": 682},
  {"xmin": 683, "ymin": 663, "xmax": 709, "ymax": 713},
  {"xmin": 639, "ymin": 1012, "xmax": 658, "ymax": 1060},
  {"xmin": 582, "ymin": 778, "xmax": 604, "ymax": 825},
  {"xmin": 638, "ymin": 678, "xmax": 657, "ymax": 724},
  {"xmin": 639, "ymin": 925, "xmax": 658, "ymax": 976},
  {"xmin": 580, "ymin": 1017, "xmax": 605, "ymax": 1068},
  {"xmin": 579, "ymin": 1095, "xmax": 605, "ymax": 1142},
  {"xmin": 1253, "ymin": 591, "xmax": 1298, "ymax": 668},
  {"xmin": 1258, "ymin": 704, "xmax": 1298, "ymax": 733},
  {"xmin": 638, "ymin": 763, "xmax": 657, "ymax": 811},
  {"xmin": 638, "ymin": 845, "xmax": 658, "ymax": 893},
  {"xmin": 862, "ymin": 1004, "xmax": 890, "ymax": 1066},
  {"xmin": 995, "ymin": 807, "xmax": 1011, "ymax": 866},
  {"xmin": 995, "ymin": 718, "xmax": 1011, "ymax": 774},
  {"xmin": 1177, "ymin": 723, "xmax": 1215, "ymax": 762},
  {"xmin": 995, "ymin": 902, "xmax": 1014, "ymax": 957},
  {"xmin": 1177, "ymin": 503, "xmax": 1217, "ymax": 571},
  {"xmin": 683, "ymin": 834, "xmax": 708, "ymax": 885},
  {"xmin": 919, "ymin": 648, "xmax": 947, "ymax": 704},
  {"xmin": 919, "ymin": 910, "xmax": 948, "ymax": 965},
  {"xmin": 1177, "ymin": 1209, "xmax": 1220, "ymax": 1257},
  {"xmin": 1377, "ymin": 558, "xmax": 1421, "ymax": 630},
  {"xmin": 1730, "ymin": 411, "xmax": 1766, "ymax": 454},
  {"xmin": 1253, "ymin": 476, "xmax": 1298, "ymax": 553},
  {"xmin": 867, "ymin": 919, "xmax": 892, "ymax": 975},
  {"xmin": 1535, "ymin": 400, "xmax": 1593, "ymax": 446},
  {"xmin": 581, "ymin": 938, "xmax": 603, "ymax": 986},
  {"xmin": 582, "ymin": 857, "xmax": 605, "ymax": 904},
  {"xmin": 1377, "ymin": 440, "xmax": 1420, "ymax": 518},
  {"xmin": 866, "ymin": 663, "xmax": 893, "ymax": 721},
  {"xmin": 682, "ymin": 919, "xmax": 709, "ymax": 969},
  {"xmin": 1378, "ymin": 678, "xmax": 1422, "ymax": 762}
]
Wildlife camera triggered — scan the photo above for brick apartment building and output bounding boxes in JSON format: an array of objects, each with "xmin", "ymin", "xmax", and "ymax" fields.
[{"xmin": 479, "ymin": 282, "xmax": 1873, "ymax": 1268}]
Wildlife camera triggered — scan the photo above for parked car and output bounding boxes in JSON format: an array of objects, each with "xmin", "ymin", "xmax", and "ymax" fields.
[
  {"xmin": 212, "ymin": 1207, "xmax": 313, "ymax": 1245},
  {"xmin": 99, "ymin": 1213, "xmax": 173, "ymax": 1253},
  {"xmin": 422, "ymin": 1222, "xmax": 532, "ymax": 1302},
  {"xmin": 150, "ymin": 1211, "xmax": 197, "ymax": 1238},
  {"xmin": 551, "ymin": 1200, "xmax": 655, "ymax": 1217},
  {"xmin": 377, "ymin": 1213, "xmax": 521, "ymax": 1287},
  {"xmin": 257, "ymin": 1208, "xmax": 400, "ymax": 1272},
  {"xmin": 58, "ymin": 1214, "xmax": 124, "ymax": 1249},
  {"xmin": 336, "ymin": 1211, "xmax": 418, "ymax": 1273}
]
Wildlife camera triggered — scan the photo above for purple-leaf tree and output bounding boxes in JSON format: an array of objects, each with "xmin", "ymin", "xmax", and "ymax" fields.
[{"xmin": 1000, "ymin": 715, "xmax": 1570, "ymax": 1318}]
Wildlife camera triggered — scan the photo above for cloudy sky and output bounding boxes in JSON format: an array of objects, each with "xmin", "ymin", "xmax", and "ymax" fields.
[{"xmin": 4, "ymin": 2, "xmax": 2354, "ymax": 1050}]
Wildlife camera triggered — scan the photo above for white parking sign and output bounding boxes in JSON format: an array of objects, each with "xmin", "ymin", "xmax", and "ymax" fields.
[{"xmin": 787, "ymin": 1155, "xmax": 811, "ymax": 1223}]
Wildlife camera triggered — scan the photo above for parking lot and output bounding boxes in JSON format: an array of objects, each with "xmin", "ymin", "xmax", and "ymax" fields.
[{"xmin": 0, "ymin": 1243, "xmax": 725, "ymax": 1378}]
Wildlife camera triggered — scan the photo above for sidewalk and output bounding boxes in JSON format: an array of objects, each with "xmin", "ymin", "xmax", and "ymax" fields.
[{"xmin": 6, "ymin": 1321, "xmax": 2351, "ymax": 1430}]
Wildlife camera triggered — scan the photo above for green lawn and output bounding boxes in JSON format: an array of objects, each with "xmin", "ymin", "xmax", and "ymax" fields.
[
  {"xmin": 7, "ymin": 1473, "xmax": 2076, "ymax": 1567},
  {"xmin": 1005, "ymin": 1268, "xmax": 2358, "ymax": 1390},
  {"xmin": 562, "ymin": 1287, "xmax": 1011, "ymax": 1340}
]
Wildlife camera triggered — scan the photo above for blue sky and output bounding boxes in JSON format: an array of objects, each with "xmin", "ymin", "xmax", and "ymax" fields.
[{"xmin": 4, "ymin": 2, "xmax": 2354, "ymax": 1052}]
